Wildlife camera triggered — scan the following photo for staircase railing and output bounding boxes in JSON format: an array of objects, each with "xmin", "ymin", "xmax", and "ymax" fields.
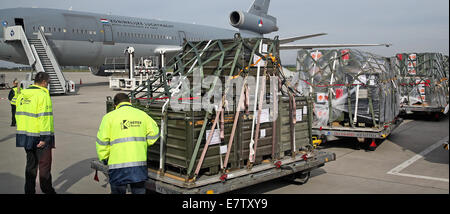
[{"xmin": 36, "ymin": 28, "xmax": 67, "ymax": 93}]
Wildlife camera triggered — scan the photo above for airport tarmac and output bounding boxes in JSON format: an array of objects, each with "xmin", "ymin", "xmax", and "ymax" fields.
[{"xmin": 0, "ymin": 72, "xmax": 448, "ymax": 194}]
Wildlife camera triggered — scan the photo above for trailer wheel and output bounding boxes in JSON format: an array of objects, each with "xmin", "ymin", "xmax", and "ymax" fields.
[
  {"xmin": 283, "ymin": 171, "xmax": 311, "ymax": 185},
  {"xmin": 294, "ymin": 171, "xmax": 311, "ymax": 185}
]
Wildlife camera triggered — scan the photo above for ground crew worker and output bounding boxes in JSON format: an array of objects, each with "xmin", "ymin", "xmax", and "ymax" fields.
[
  {"xmin": 15, "ymin": 72, "xmax": 56, "ymax": 194},
  {"xmin": 8, "ymin": 79, "xmax": 20, "ymax": 127},
  {"xmin": 96, "ymin": 93, "xmax": 159, "ymax": 194}
]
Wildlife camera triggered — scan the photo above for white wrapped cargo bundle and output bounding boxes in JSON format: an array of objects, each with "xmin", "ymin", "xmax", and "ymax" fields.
[
  {"xmin": 392, "ymin": 53, "xmax": 449, "ymax": 110},
  {"xmin": 292, "ymin": 49, "xmax": 400, "ymax": 129}
]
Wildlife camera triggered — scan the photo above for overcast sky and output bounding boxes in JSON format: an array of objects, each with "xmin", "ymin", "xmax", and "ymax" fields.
[{"xmin": 1, "ymin": 0, "xmax": 448, "ymax": 67}]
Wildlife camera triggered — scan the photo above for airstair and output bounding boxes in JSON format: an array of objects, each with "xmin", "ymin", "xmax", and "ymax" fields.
[{"xmin": 3, "ymin": 26, "xmax": 74, "ymax": 94}]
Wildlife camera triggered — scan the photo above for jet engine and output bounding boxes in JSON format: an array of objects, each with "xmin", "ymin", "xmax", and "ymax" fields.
[{"xmin": 229, "ymin": 11, "xmax": 278, "ymax": 35}]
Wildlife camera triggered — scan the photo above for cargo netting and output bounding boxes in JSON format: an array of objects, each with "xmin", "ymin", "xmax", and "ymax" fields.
[
  {"xmin": 392, "ymin": 53, "xmax": 449, "ymax": 110},
  {"xmin": 291, "ymin": 49, "xmax": 400, "ymax": 129},
  {"xmin": 113, "ymin": 35, "xmax": 312, "ymax": 180}
]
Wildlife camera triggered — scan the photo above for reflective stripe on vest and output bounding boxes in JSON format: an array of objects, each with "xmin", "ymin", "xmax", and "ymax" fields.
[
  {"xmin": 98, "ymin": 135, "xmax": 160, "ymax": 146},
  {"xmin": 147, "ymin": 132, "xmax": 160, "ymax": 140},
  {"xmin": 15, "ymin": 84, "xmax": 54, "ymax": 138},
  {"xmin": 10, "ymin": 87, "xmax": 18, "ymax": 105},
  {"xmin": 96, "ymin": 138, "xmax": 110, "ymax": 146},
  {"xmin": 17, "ymin": 130, "xmax": 55, "ymax": 137},
  {"xmin": 108, "ymin": 161, "xmax": 147, "ymax": 170},
  {"xmin": 15, "ymin": 111, "xmax": 53, "ymax": 117},
  {"xmin": 110, "ymin": 137, "xmax": 146, "ymax": 145},
  {"xmin": 96, "ymin": 101, "xmax": 159, "ymax": 168}
]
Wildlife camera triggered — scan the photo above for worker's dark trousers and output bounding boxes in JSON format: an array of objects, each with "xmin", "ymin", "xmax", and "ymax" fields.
[
  {"xmin": 24, "ymin": 145, "xmax": 56, "ymax": 194},
  {"xmin": 110, "ymin": 181, "xmax": 146, "ymax": 194},
  {"xmin": 10, "ymin": 104, "xmax": 16, "ymax": 126}
]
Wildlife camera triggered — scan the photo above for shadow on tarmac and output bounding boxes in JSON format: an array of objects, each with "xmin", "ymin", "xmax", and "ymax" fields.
[
  {"xmin": 0, "ymin": 173, "xmax": 25, "ymax": 194},
  {"xmin": 78, "ymin": 82, "xmax": 109, "ymax": 88},
  {"xmin": 0, "ymin": 133, "xmax": 15, "ymax": 144},
  {"xmin": 400, "ymin": 112, "xmax": 448, "ymax": 121},
  {"xmin": 53, "ymin": 158, "xmax": 97, "ymax": 193},
  {"xmin": 226, "ymin": 168, "xmax": 327, "ymax": 194},
  {"xmin": 388, "ymin": 115, "xmax": 449, "ymax": 165},
  {"xmin": 317, "ymin": 137, "xmax": 384, "ymax": 151}
]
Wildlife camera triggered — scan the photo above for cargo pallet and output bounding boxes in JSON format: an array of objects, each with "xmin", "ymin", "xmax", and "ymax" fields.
[
  {"xmin": 91, "ymin": 36, "xmax": 336, "ymax": 194},
  {"xmin": 400, "ymin": 105, "xmax": 449, "ymax": 120},
  {"xmin": 91, "ymin": 150, "xmax": 335, "ymax": 194},
  {"xmin": 393, "ymin": 53, "xmax": 449, "ymax": 118},
  {"xmin": 312, "ymin": 117, "xmax": 403, "ymax": 150}
]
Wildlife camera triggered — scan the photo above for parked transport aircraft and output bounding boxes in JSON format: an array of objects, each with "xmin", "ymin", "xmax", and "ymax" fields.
[{"xmin": 0, "ymin": 0, "xmax": 388, "ymax": 76}]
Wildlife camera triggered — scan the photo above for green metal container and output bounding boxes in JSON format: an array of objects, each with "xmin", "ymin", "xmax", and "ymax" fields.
[
  {"xmin": 237, "ymin": 113, "xmax": 275, "ymax": 165},
  {"xmin": 277, "ymin": 96, "xmax": 313, "ymax": 158},
  {"xmin": 139, "ymin": 101, "xmax": 239, "ymax": 176}
]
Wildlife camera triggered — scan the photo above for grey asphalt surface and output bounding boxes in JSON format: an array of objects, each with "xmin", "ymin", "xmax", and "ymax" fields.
[{"xmin": 0, "ymin": 72, "xmax": 448, "ymax": 194}]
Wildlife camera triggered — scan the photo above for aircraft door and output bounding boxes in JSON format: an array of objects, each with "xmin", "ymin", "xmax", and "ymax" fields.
[
  {"xmin": 14, "ymin": 18, "xmax": 25, "ymax": 30},
  {"xmin": 178, "ymin": 31, "xmax": 186, "ymax": 46},
  {"xmin": 103, "ymin": 24, "xmax": 114, "ymax": 44}
]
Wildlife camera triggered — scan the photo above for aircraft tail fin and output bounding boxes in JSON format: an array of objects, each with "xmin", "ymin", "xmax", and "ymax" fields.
[
  {"xmin": 248, "ymin": 0, "xmax": 270, "ymax": 16},
  {"xmin": 230, "ymin": 0, "xmax": 277, "ymax": 35}
]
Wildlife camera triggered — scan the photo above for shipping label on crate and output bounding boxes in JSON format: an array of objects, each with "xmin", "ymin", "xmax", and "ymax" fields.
[
  {"xmin": 253, "ymin": 54, "xmax": 266, "ymax": 67},
  {"xmin": 253, "ymin": 43, "xmax": 268, "ymax": 67},
  {"xmin": 257, "ymin": 109, "xmax": 271, "ymax": 123},
  {"xmin": 419, "ymin": 87, "xmax": 426, "ymax": 95},
  {"xmin": 260, "ymin": 129, "xmax": 266, "ymax": 138},
  {"xmin": 311, "ymin": 51, "xmax": 323, "ymax": 60},
  {"xmin": 296, "ymin": 109, "xmax": 303, "ymax": 121},
  {"xmin": 408, "ymin": 54, "xmax": 417, "ymax": 60},
  {"xmin": 206, "ymin": 129, "xmax": 221, "ymax": 145},
  {"xmin": 358, "ymin": 89, "xmax": 368, "ymax": 99},
  {"xmin": 369, "ymin": 75, "xmax": 376, "ymax": 86},
  {"xmin": 220, "ymin": 145, "xmax": 228, "ymax": 154},
  {"xmin": 317, "ymin": 92, "xmax": 328, "ymax": 103},
  {"xmin": 408, "ymin": 54, "xmax": 417, "ymax": 75},
  {"xmin": 341, "ymin": 49, "xmax": 350, "ymax": 61},
  {"xmin": 314, "ymin": 104, "xmax": 328, "ymax": 119},
  {"xmin": 335, "ymin": 88, "xmax": 344, "ymax": 99},
  {"xmin": 416, "ymin": 79, "xmax": 426, "ymax": 95}
]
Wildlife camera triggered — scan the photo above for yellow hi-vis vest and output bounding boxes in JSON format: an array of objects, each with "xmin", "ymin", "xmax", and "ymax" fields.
[
  {"xmin": 10, "ymin": 87, "xmax": 19, "ymax": 105},
  {"xmin": 15, "ymin": 85, "xmax": 55, "ymax": 149},
  {"xmin": 96, "ymin": 102, "xmax": 159, "ymax": 170}
]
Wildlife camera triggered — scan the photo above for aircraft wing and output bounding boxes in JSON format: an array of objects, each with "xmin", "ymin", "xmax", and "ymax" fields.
[
  {"xmin": 279, "ymin": 33, "xmax": 327, "ymax": 44},
  {"xmin": 280, "ymin": 43, "xmax": 391, "ymax": 50}
]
